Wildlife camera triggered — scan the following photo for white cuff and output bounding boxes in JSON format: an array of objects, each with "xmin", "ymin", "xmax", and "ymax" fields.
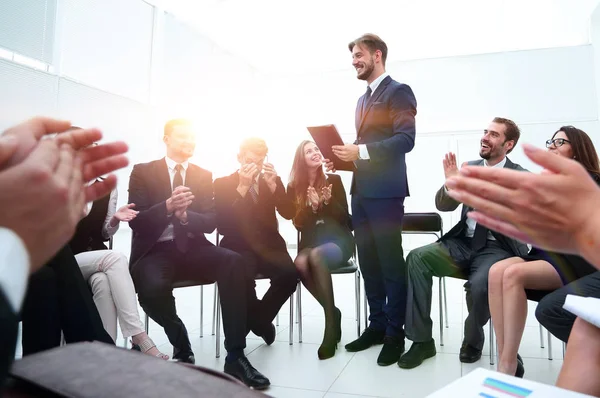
[
  {"xmin": 358, "ymin": 144, "xmax": 370, "ymax": 160},
  {"xmin": 0, "ymin": 228, "xmax": 30, "ymax": 312}
]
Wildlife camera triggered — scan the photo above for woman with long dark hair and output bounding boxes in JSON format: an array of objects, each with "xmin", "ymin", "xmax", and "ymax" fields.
[
  {"xmin": 488, "ymin": 126, "xmax": 600, "ymax": 377},
  {"xmin": 287, "ymin": 140, "xmax": 354, "ymax": 359}
]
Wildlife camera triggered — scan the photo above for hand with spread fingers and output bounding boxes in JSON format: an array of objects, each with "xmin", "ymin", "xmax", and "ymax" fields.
[
  {"xmin": 444, "ymin": 143, "xmax": 600, "ymax": 267},
  {"xmin": 1, "ymin": 116, "xmax": 129, "ymax": 203},
  {"xmin": 0, "ymin": 117, "xmax": 130, "ymax": 274}
]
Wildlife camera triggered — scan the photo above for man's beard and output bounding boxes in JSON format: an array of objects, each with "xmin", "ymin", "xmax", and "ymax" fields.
[{"xmin": 357, "ymin": 60, "xmax": 375, "ymax": 81}]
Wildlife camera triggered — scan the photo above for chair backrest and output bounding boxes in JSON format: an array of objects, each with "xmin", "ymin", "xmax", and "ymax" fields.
[{"xmin": 401, "ymin": 212, "xmax": 443, "ymax": 237}]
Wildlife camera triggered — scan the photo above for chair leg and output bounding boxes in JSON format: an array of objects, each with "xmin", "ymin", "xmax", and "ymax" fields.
[
  {"xmin": 442, "ymin": 277, "xmax": 449, "ymax": 328},
  {"xmin": 438, "ymin": 277, "xmax": 444, "ymax": 347},
  {"xmin": 216, "ymin": 291, "xmax": 221, "ymax": 359},
  {"xmin": 562, "ymin": 341, "xmax": 566, "ymax": 359},
  {"xmin": 123, "ymin": 337, "xmax": 127, "ymax": 348},
  {"xmin": 539, "ymin": 323, "xmax": 545, "ymax": 348},
  {"xmin": 200, "ymin": 285, "xmax": 204, "ymax": 338},
  {"xmin": 276, "ymin": 313, "xmax": 280, "ymax": 326},
  {"xmin": 289, "ymin": 293, "xmax": 294, "ymax": 345},
  {"xmin": 355, "ymin": 271, "xmax": 361, "ymax": 338},
  {"xmin": 145, "ymin": 313, "xmax": 149, "ymax": 334},
  {"xmin": 489, "ymin": 321, "xmax": 495, "ymax": 366},
  {"xmin": 212, "ymin": 285, "xmax": 218, "ymax": 336},
  {"xmin": 297, "ymin": 282, "xmax": 303, "ymax": 343},
  {"xmin": 362, "ymin": 272, "xmax": 368, "ymax": 332},
  {"xmin": 547, "ymin": 330, "xmax": 553, "ymax": 360}
]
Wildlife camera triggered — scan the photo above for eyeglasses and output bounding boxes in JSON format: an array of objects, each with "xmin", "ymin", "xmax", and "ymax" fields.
[{"xmin": 546, "ymin": 138, "xmax": 571, "ymax": 148}]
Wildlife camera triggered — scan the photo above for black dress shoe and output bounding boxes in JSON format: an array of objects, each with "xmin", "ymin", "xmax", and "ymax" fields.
[
  {"xmin": 398, "ymin": 339, "xmax": 436, "ymax": 369},
  {"xmin": 377, "ymin": 336, "xmax": 405, "ymax": 366},
  {"xmin": 174, "ymin": 353, "xmax": 195, "ymax": 364},
  {"xmin": 260, "ymin": 323, "xmax": 276, "ymax": 346},
  {"xmin": 224, "ymin": 356, "xmax": 270, "ymax": 390},
  {"xmin": 345, "ymin": 328, "xmax": 385, "ymax": 352},
  {"xmin": 459, "ymin": 344, "xmax": 482, "ymax": 363},
  {"xmin": 517, "ymin": 353, "xmax": 523, "ymax": 365}
]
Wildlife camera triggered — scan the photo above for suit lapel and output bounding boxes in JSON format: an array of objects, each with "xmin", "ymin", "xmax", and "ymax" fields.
[{"xmin": 357, "ymin": 76, "xmax": 391, "ymax": 134}]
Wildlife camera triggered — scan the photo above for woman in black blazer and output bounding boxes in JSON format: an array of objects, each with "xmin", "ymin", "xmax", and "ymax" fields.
[{"xmin": 287, "ymin": 140, "xmax": 354, "ymax": 360}]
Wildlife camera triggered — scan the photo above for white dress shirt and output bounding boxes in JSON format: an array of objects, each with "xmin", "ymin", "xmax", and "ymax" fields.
[
  {"xmin": 0, "ymin": 227, "xmax": 29, "ymax": 312},
  {"xmin": 158, "ymin": 157, "xmax": 189, "ymax": 242},
  {"xmin": 464, "ymin": 157, "xmax": 507, "ymax": 238},
  {"xmin": 358, "ymin": 72, "xmax": 390, "ymax": 160}
]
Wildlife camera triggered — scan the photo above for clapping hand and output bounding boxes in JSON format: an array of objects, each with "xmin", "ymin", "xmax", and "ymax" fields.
[
  {"xmin": 307, "ymin": 186, "xmax": 320, "ymax": 211},
  {"xmin": 321, "ymin": 184, "xmax": 332, "ymax": 204}
]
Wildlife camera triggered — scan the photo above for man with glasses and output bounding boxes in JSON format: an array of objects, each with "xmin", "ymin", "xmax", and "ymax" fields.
[
  {"xmin": 214, "ymin": 137, "xmax": 298, "ymax": 362},
  {"xmin": 398, "ymin": 117, "xmax": 530, "ymax": 369}
]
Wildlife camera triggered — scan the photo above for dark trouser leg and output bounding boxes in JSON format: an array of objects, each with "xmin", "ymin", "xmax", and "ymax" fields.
[
  {"xmin": 181, "ymin": 243, "xmax": 249, "ymax": 354},
  {"xmin": 352, "ymin": 195, "xmax": 386, "ymax": 333},
  {"xmin": 465, "ymin": 241, "xmax": 514, "ymax": 350},
  {"xmin": 132, "ymin": 243, "xmax": 192, "ymax": 357},
  {"xmin": 251, "ymin": 249, "xmax": 298, "ymax": 331},
  {"xmin": 405, "ymin": 240, "xmax": 468, "ymax": 342},
  {"xmin": 536, "ymin": 271, "xmax": 600, "ymax": 343},
  {"xmin": 21, "ymin": 267, "xmax": 61, "ymax": 355},
  {"xmin": 50, "ymin": 246, "xmax": 114, "ymax": 345}
]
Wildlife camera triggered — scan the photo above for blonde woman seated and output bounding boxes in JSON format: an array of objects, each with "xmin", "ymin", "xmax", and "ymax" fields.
[
  {"xmin": 70, "ymin": 185, "xmax": 168, "ymax": 359},
  {"xmin": 287, "ymin": 141, "xmax": 354, "ymax": 360},
  {"xmin": 488, "ymin": 126, "xmax": 600, "ymax": 377}
]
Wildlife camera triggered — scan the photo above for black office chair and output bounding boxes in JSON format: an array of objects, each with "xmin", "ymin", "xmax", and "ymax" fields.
[{"xmin": 397, "ymin": 212, "xmax": 449, "ymax": 346}]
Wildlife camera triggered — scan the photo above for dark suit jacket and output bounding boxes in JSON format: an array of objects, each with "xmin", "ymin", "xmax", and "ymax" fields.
[
  {"xmin": 214, "ymin": 172, "xmax": 294, "ymax": 255},
  {"xmin": 0, "ymin": 289, "xmax": 18, "ymax": 389},
  {"xmin": 435, "ymin": 157, "xmax": 529, "ymax": 256},
  {"xmin": 352, "ymin": 75, "xmax": 417, "ymax": 198},
  {"xmin": 128, "ymin": 158, "xmax": 216, "ymax": 269}
]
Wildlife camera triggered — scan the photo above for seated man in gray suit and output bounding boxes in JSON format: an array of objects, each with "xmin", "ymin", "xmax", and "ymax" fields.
[{"xmin": 399, "ymin": 117, "xmax": 529, "ymax": 369}]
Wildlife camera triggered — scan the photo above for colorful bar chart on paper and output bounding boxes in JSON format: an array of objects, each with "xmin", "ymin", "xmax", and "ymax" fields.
[{"xmin": 482, "ymin": 377, "xmax": 533, "ymax": 398}]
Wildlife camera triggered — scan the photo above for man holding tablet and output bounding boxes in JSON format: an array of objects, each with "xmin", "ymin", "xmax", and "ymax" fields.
[{"xmin": 326, "ymin": 33, "xmax": 417, "ymax": 367}]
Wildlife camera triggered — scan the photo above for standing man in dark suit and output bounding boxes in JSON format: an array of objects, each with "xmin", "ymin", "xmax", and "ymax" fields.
[
  {"xmin": 128, "ymin": 120, "xmax": 270, "ymax": 389},
  {"xmin": 326, "ymin": 33, "xmax": 417, "ymax": 366},
  {"xmin": 398, "ymin": 117, "xmax": 529, "ymax": 369},
  {"xmin": 214, "ymin": 137, "xmax": 298, "ymax": 344}
]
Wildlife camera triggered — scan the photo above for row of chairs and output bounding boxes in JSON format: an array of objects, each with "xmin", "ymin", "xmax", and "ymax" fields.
[{"xmin": 140, "ymin": 213, "xmax": 561, "ymax": 363}]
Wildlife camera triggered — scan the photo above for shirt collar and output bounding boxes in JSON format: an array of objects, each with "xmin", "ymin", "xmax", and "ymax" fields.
[
  {"xmin": 369, "ymin": 72, "xmax": 389, "ymax": 95},
  {"xmin": 165, "ymin": 157, "xmax": 189, "ymax": 172},
  {"xmin": 484, "ymin": 156, "xmax": 507, "ymax": 168}
]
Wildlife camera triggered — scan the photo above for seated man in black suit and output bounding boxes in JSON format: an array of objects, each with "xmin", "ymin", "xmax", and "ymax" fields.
[
  {"xmin": 128, "ymin": 119, "xmax": 269, "ymax": 389},
  {"xmin": 214, "ymin": 138, "xmax": 298, "ymax": 344},
  {"xmin": 399, "ymin": 117, "xmax": 529, "ymax": 369}
]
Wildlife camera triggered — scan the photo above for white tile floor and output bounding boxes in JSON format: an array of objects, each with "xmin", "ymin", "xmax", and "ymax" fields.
[{"xmin": 15, "ymin": 231, "xmax": 566, "ymax": 398}]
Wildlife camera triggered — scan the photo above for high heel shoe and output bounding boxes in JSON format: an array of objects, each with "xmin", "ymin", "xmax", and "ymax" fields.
[
  {"xmin": 131, "ymin": 337, "xmax": 169, "ymax": 360},
  {"xmin": 318, "ymin": 337, "xmax": 338, "ymax": 360},
  {"xmin": 334, "ymin": 307, "xmax": 342, "ymax": 343}
]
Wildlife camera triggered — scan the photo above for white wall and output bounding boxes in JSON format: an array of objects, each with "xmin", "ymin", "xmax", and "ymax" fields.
[
  {"xmin": 1, "ymin": 1, "xmax": 599, "ymax": 246},
  {"xmin": 261, "ymin": 45, "xmax": 600, "ymax": 241}
]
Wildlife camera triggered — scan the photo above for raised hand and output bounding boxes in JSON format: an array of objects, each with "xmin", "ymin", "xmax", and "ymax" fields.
[
  {"xmin": 321, "ymin": 184, "xmax": 332, "ymax": 203},
  {"xmin": 113, "ymin": 203, "xmax": 139, "ymax": 223},
  {"xmin": 263, "ymin": 162, "xmax": 278, "ymax": 193},
  {"xmin": 443, "ymin": 152, "xmax": 459, "ymax": 180},
  {"xmin": 307, "ymin": 186, "xmax": 320, "ymax": 210}
]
